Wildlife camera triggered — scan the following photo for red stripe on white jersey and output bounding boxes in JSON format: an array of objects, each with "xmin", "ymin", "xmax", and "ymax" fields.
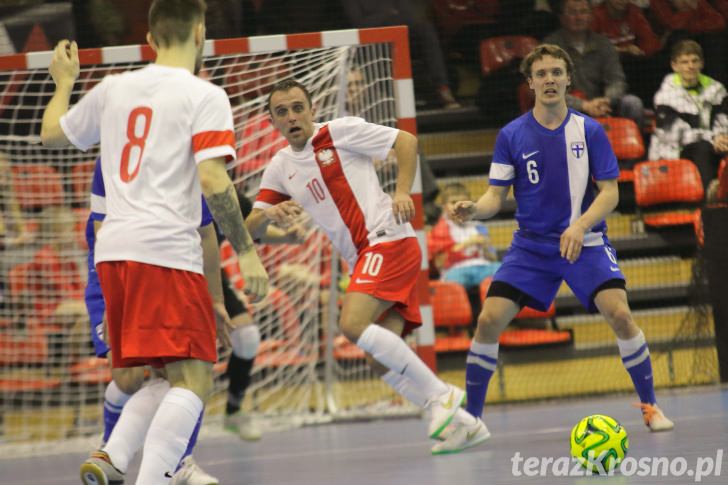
[
  {"xmin": 192, "ymin": 130, "xmax": 235, "ymax": 154},
  {"xmin": 256, "ymin": 188, "xmax": 291, "ymax": 206},
  {"xmin": 312, "ymin": 125, "xmax": 370, "ymax": 253}
]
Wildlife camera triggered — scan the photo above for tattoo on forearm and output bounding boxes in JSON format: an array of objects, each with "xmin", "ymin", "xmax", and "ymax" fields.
[{"xmin": 206, "ymin": 184, "xmax": 254, "ymax": 254}]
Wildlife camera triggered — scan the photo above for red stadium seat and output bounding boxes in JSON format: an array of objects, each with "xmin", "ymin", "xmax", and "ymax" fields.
[
  {"xmin": 11, "ymin": 164, "xmax": 65, "ymax": 209},
  {"xmin": 479, "ymin": 36, "xmax": 539, "ymax": 77},
  {"xmin": 595, "ymin": 117, "xmax": 645, "ymax": 161},
  {"xmin": 431, "ymin": 281, "xmax": 472, "ymax": 327},
  {"xmin": 718, "ymin": 157, "xmax": 728, "ymax": 201},
  {"xmin": 634, "ymin": 159, "xmax": 704, "ymax": 228},
  {"xmin": 430, "ymin": 281, "xmax": 472, "ymax": 353}
]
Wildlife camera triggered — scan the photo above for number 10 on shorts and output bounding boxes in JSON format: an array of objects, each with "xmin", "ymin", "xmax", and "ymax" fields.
[{"xmin": 361, "ymin": 252, "xmax": 383, "ymax": 276}]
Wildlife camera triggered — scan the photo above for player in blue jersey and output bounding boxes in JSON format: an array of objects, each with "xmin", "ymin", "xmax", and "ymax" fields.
[
  {"xmin": 435, "ymin": 44, "xmax": 674, "ymax": 454},
  {"xmin": 84, "ymin": 158, "xmax": 222, "ymax": 484}
]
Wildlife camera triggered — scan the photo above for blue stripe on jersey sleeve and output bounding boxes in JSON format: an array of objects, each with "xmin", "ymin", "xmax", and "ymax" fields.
[{"xmin": 200, "ymin": 196, "xmax": 213, "ymax": 227}]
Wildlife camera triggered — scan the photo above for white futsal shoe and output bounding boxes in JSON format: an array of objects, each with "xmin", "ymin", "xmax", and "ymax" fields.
[
  {"xmin": 224, "ymin": 412, "xmax": 263, "ymax": 441},
  {"xmin": 636, "ymin": 403, "xmax": 674, "ymax": 432},
  {"xmin": 431, "ymin": 411, "xmax": 491, "ymax": 455},
  {"xmin": 426, "ymin": 385, "xmax": 466, "ymax": 439},
  {"xmin": 171, "ymin": 456, "xmax": 219, "ymax": 485}
]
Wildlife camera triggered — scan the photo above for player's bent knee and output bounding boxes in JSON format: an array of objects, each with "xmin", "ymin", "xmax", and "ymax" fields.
[
  {"xmin": 165, "ymin": 359, "xmax": 214, "ymax": 402},
  {"xmin": 339, "ymin": 314, "xmax": 368, "ymax": 343},
  {"xmin": 231, "ymin": 324, "xmax": 260, "ymax": 359},
  {"xmin": 111, "ymin": 367, "xmax": 145, "ymax": 395},
  {"xmin": 606, "ymin": 305, "xmax": 635, "ymax": 336},
  {"xmin": 475, "ymin": 310, "xmax": 507, "ymax": 341}
]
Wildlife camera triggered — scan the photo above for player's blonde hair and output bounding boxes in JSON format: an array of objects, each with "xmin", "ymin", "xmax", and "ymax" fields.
[
  {"xmin": 520, "ymin": 44, "xmax": 575, "ymax": 80},
  {"xmin": 148, "ymin": 0, "xmax": 206, "ymax": 48}
]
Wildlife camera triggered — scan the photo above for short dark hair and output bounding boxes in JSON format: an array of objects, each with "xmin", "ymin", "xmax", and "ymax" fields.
[
  {"xmin": 441, "ymin": 182, "xmax": 470, "ymax": 202},
  {"xmin": 671, "ymin": 39, "xmax": 704, "ymax": 62},
  {"xmin": 520, "ymin": 44, "xmax": 575, "ymax": 80},
  {"xmin": 148, "ymin": 0, "xmax": 206, "ymax": 48},
  {"xmin": 266, "ymin": 78, "xmax": 313, "ymax": 114}
]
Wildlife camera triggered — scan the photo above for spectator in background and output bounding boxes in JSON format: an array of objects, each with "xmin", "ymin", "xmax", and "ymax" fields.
[
  {"xmin": 649, "ymin": 40, "xmax": 728, "ymax": 193},
  {"xmin": 341, "ymin": 0, "xmax": 460, "ymax": 109},
  {"xmin": 591, "ymin": 0, "xmax": 663, "ymax": 103},
  {"xmin": 428, "ymin": 183, "xmax": 500, "ymax": 323},
  {"xmin": 545, "ymin": 0, "xmax": 645, "ymax": 126},
  {"xmin": 649, "ymin": 0, "xmax": 727, "ymax": 85}
]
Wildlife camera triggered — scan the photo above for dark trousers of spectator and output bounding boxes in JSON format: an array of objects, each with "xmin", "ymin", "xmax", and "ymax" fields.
[{"xmin": 682, "ymin": 140, "xmax": 720, "ymax": 189}]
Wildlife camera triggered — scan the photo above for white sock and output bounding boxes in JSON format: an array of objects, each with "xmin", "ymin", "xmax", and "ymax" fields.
[
  {"xmin": 103, "ymin": 378, "xmax": 170, "ymax": 472},
  {"xmin": 357, "ymin": 324, "xmax": 448, "ymax": 400},
  {"xmin": 616, "ymin": 330, "xmax": 646, "ymax": 357},
  {"xmin": 136, "ymin": 387, "xmax": 203, "ymax": 485},
  {"xmin": 105, "ymin": 380, "xmax": 132, "ymax": 408},
  {"xmin": 382, "ymin": 370, "xmax": 428, "ymax": 408}
]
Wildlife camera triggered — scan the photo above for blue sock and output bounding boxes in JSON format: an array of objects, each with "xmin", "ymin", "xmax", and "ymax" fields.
[
  {"xmin": 618, "ymin": 331, "xmax": 656, "ymax": 405},
  {"xmin": 175, "ymin": 409, "xmax": 204, "ymax": 472},
  {"xmin": 102, "ymin": 381, "xmax": 131, "ymax": 444},
  {"xmin": 465, "ymin": 341, "xmax": 499, "ymax": 418}
]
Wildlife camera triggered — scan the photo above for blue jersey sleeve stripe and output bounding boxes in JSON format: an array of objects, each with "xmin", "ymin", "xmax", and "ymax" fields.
[{"xmin": 489, "ymin": 178, "xmax": 513, "ymax": 187}]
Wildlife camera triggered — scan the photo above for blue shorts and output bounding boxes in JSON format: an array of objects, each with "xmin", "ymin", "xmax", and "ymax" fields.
[
  {"xmin": 492, "ymin": 240, "xmax": 626, "ymax": 312},
  {"xmin": 84, "ymin": 269, "xmax": 109, "ymax": 357}
]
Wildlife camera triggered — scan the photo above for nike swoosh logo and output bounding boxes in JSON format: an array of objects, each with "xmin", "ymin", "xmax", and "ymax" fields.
[
  {"xmin": 354, "ymin": 278, "xmax": 375, "ymax": 284},
  {"xmin": 522, "ymin": 150, "xmax": 539, "ymax": 159},
  {"xmin": 466, "ymin": 429, "xmax": 479, "ymax": 441},
  {"xmin": 610, "ymin": 266, "xmax": 620, "ymax": 272},
  {"xmin": 164, "ymin": 472, "xmax": 173, "ymax": 478},
  {"xmin": 442, "ymin": 390, "xmax": 456, "ymax": 410},
  {"xmin": 288, "ymin": 172, "xmax": 297, "ymax": 179}
]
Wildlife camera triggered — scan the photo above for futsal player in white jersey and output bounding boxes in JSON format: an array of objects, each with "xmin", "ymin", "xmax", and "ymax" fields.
[
  {"xmin": 247, "ymin": 79, "xmax": 476, "ymax": 446},
  {"xmin": 442, "ymin": 44, "xmax": 674, "ymax": 454},
  {"xmin": 40, "ymin": 1, "xmax": 268, "ymax": 483}
]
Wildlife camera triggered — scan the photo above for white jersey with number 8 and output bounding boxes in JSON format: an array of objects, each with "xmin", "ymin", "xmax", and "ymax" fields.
[{"xmin": 60, "ymin": 64, "xmax": 236, "ymax": 274}]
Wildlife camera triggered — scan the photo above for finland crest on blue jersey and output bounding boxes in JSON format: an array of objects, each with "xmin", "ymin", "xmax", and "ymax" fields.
[{"xmin": 489, "ymin": 110, "xmax": 619, "ymax": 249}]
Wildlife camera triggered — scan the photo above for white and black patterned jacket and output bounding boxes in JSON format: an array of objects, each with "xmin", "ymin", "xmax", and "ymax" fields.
[{"xmin": 648, "ymin": 73, "xmax": 728, "ymax": 160}]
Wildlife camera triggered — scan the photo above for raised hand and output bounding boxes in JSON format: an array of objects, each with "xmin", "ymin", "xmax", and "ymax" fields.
[{"xmin": 49, "ymin": 40, "xmax": 79, "ymax": 88}]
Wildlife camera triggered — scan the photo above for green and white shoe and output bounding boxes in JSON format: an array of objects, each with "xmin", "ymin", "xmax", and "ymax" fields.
[{"xmin": 431, "ymin": 416, "xmax": 490, "ymax": 455}]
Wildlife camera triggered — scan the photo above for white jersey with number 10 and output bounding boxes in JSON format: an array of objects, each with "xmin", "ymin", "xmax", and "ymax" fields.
[{"xmin": 254, "ymin": 116, "xmax": 416, "ymax": 269}]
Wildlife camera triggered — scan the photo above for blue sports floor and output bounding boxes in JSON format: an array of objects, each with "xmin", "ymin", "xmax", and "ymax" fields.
[{"xmin": 2, "ymin": 386, "xmax": 727, "ymax": 484}]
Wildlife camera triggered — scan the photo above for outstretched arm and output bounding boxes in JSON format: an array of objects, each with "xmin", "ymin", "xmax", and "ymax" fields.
[
  {"xmin": 41, "ymin": 40, "xmax": 79, "ymax": 147},
  {"xmin": 451, "ymin": 185, "xmax": 509, "ymax": 223}
]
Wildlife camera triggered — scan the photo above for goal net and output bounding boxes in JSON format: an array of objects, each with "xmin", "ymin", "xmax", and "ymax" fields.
[{"xmin": 0, "ymin": 27, "xmax": 431, "ymax": 451}]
